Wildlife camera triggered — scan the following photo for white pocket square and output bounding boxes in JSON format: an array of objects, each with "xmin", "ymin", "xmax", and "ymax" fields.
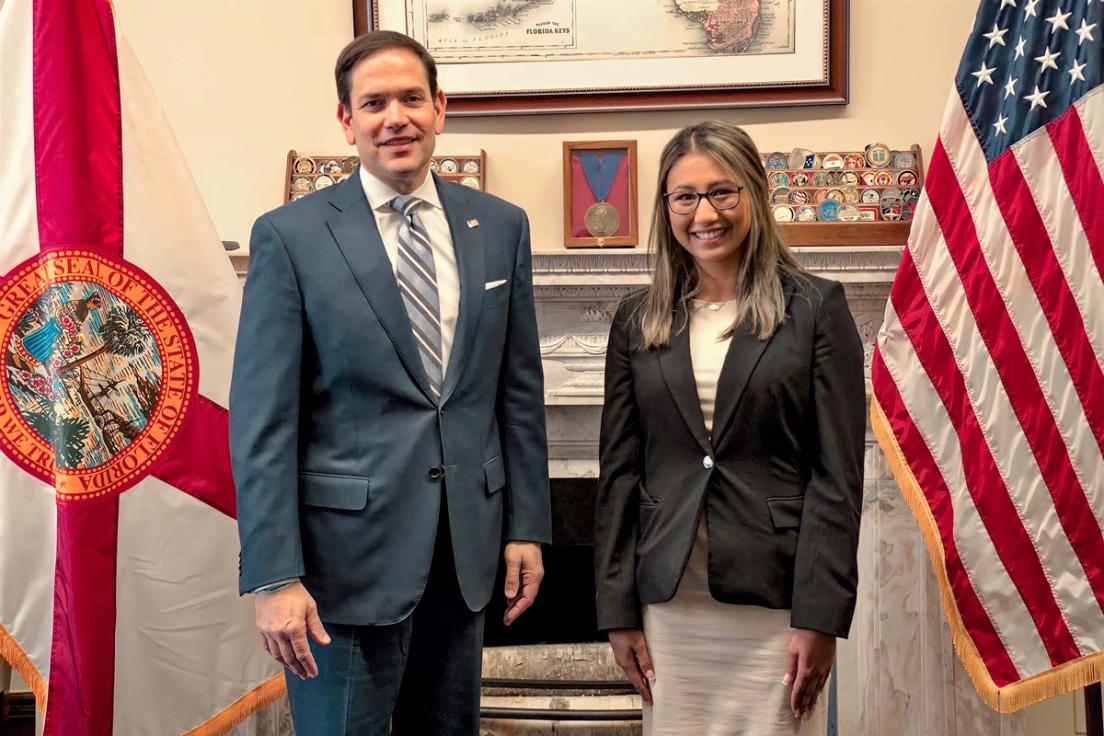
[{"xmin": 484, "ymin": 279, "xmax": 508, "ymax": 290}]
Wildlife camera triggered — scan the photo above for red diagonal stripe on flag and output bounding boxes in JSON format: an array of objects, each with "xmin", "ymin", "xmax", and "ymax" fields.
[
  {"xmin": 33, "ymin": 0, "xmax": 121, "ymax": 257},
  {"xmin": 929, "ymin": 141, "xmax": 1104, "ymax": 618},
  {"xmin": 42, "ymin": 500, "xmax": 119, "ymax": 736},
  {"xmin": 34, "ymin": 2, "xmax": 124, "ymax": 732},
  {"xmin": 872, "ymin": 349, "xmax": 1021, "ymax": 686},
  {"xmin": 150, "ymin": 395, "xmax": 236, "ymax": 518},
  {"xmin": 890, "ymin": 247, "xmax": 1081, "ymax": 664}
]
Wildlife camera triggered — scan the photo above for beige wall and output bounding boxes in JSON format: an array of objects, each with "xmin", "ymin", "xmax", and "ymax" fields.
[{"xmin": 71, "ymin": 1, "xmax": 1086, "ymax": 732}]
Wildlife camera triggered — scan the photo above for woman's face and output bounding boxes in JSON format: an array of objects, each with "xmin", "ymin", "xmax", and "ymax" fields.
[{"xmin": 665, "ymin": 151, "xmax": 752, "ymax": 273}]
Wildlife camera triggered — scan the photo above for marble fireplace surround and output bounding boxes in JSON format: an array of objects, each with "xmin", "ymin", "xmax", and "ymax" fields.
[{"xmin": 227, "ymin": 246, "xmax": 1024, "ymax": 735}]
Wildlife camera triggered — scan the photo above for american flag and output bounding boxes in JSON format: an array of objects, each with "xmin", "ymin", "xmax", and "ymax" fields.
[{"xmin": 870, "ymin": 0, "xmax": 1103, "ymax": 713}]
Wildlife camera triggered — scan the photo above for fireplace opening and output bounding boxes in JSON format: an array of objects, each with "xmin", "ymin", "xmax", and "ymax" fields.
[{"xmin": 484, "ymin": 477, "xmax": 604, "ymax": 647}]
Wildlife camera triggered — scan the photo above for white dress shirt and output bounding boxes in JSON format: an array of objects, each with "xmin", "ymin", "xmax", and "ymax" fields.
[{"xmin": 358, "ymin": 166, "xmax": 460, "ymax": 377}]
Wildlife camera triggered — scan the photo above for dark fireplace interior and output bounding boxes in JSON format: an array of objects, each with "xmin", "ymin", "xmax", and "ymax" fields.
[{"xmin": 484, "ymin": 477, "xmax": 603, "ymax": 647}]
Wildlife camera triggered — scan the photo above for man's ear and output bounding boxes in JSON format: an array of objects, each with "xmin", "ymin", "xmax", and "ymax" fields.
[
  {"xmin": 337, "ymin": 103, "xmax": 355, "ymax": 145},
  {"xmin": 433, "ymin": 89, "xmax": 447, "ymax": 135}
]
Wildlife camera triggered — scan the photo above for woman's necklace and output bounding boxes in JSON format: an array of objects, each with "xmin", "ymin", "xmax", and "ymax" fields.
[{"xmin": 697, "ymin": 297, "xmax": 737, "ymax": 312}]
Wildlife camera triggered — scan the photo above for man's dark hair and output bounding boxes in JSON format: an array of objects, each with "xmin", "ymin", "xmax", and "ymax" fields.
[{"xmin": 335, "ymin": 31, "xmax": 438, "ymax": 110}]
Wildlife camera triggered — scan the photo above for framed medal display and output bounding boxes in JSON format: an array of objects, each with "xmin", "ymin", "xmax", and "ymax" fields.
[{"xmin": 562, "ymin": 140, "xmax": 638, "ymax": 248}]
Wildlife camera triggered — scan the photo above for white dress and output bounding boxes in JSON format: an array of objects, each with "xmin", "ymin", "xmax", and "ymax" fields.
[{"xmin": 641, "ymin": 299, "xmax": 827, "ymax": 736}]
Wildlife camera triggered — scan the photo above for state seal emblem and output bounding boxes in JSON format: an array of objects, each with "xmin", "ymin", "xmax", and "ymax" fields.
[{"xmin": 0, "ymin": 251, "xmax": 198, "ymax": 500}]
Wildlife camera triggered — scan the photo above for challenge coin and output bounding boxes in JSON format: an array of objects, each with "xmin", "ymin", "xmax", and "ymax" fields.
[
  {"xmin": 817, "ymin": 200, "xmax": 840, "ymax": 221},
  {"xmin": 293, "ymin": 157, "xmax": 315, "ymax": 175},
  {"xmin": 772, "ymin": 204, "xmax": 795, "ymax": 222},
  {"xmin": 844, "ymin": 152, "xmax": 866, "ymax": 169},
  {"xmin": 866, "ymin": 143, "xmax": 892, "ymax": 168}
]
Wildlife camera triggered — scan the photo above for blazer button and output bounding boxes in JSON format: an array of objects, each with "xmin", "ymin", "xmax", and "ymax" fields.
[
  {"xmin": 702, "ymin": 456, "xmax": 714, "ymax": 470},
  {"xmin": 427, "ymin": 465, "xmax": 445, "ymax": 480}
]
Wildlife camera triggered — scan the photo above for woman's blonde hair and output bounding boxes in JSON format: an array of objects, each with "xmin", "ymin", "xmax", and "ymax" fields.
[{"xmin": 639, "ymin": 120, "xmax": 803, "ymax": 348}]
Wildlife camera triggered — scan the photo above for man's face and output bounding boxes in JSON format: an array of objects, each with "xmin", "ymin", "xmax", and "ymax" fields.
[{"xmin": 337, "ymin": 48, "xmax": 446, "ymax": 194}]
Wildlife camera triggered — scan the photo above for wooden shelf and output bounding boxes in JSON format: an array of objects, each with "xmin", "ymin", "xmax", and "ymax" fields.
[{"xmin": 778, "ymin": 221, "xmax": 913, "ymax": 246}]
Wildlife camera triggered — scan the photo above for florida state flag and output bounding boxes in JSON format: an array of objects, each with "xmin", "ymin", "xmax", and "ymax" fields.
[{"xmin": 0, "ymin": 0, "xmax": 281, "ymax": 733}]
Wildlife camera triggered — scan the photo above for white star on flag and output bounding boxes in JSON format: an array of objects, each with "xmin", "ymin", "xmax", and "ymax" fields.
[
  {"xmin": 1025, "ymin": 0, "xmax": 1038, "ymax": 17},
  {"xmin": 999, "ymin": 0, "xmax": 1016, "ymax": 8},
  {"xmin": 1075, "ymin": 19, "xmax": 1098, "ymax": 45},
  {"xmin": 1024, "ymin": 84, "xmax": 1050, "ymax": 109},
  {"xmin": 1004, "ymin": 76, "xmax": 1018, "ymax": 98},
  {"xmin": 1045, "ymin": 9, "xmax": 1071, "ymax": 32},
  {"xmin": 984, "ymin": 23, "xmax": 1010, "ymax": 47},
  {"xmin": 1068, "ymin": 60, "xmax": 1087, "ymax": 83},
  {"xmin": 1014, "ymin": 35, "xmax": 1027, "ymax": 58},
  {"xmin": 1035, "ymin": 46, "xmax": 1061, "ymax": 72},
  {"xmin": 973, "ymin": 61, "xmax": 997, "ymax": 86},
  {"xmin": 993, "ymin": 113, "xmax": 1009, "ymax": 134}
]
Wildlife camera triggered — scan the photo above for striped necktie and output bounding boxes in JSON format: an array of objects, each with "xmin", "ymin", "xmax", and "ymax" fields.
[{"xmin": 389, "ymin": 195, "xmax": 443, "ymax": 400}]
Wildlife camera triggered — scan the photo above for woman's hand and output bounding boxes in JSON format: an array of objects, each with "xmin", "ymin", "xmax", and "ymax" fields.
[
  {"xmin": 608, "ymin": 628, "xmax": 654, "ymax": 705},
  {"xmin": 784, "ymin": 628, "xmax": 835, "ymax": 720}
]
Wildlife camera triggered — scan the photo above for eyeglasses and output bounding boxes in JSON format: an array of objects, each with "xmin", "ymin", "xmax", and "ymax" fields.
[{"xmin": 663, "ymin": 186, "xmax": 745, "ymax": 215}]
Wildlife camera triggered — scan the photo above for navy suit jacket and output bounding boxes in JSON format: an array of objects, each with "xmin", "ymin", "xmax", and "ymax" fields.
[{"xmin": 230, "ymin": 173, "xmax": 551, "ymax": 624}]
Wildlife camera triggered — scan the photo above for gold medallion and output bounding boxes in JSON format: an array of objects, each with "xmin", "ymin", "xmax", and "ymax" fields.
[{"xmin": 584, "ymin": 202, "xmax": 620, "ymax": 238}]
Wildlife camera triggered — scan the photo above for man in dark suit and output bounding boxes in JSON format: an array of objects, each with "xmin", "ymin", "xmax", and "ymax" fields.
[{"xmin": 229, "ymin": 31, "xmax": 551, "ymax": 736}]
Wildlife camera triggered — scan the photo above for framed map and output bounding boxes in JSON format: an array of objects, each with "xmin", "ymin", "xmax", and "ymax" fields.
[{"xmin": 354, "ymin": 0, "xmax": 848, "ymax": 115}]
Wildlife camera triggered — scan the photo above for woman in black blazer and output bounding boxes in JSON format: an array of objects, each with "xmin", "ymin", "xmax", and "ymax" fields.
[{"xmin": 594, "ymin": 121, "xmax": 865, "ymax": 734}]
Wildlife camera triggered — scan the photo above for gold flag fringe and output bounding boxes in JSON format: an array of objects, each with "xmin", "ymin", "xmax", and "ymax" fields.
[
  {"xmin": 182, "ymin": 674, "xmax": 287, "ymax": 736},
  {"xmin": 2, "ymin": 622, "xmax": 287, "ymax": 733},
  {"xmin": 0, "ymin": 624, "xmax": 46, "ymax": 706},
  {"xmin": 871, "ymin": 397, "xmax": 1104, "ymax": 713}
]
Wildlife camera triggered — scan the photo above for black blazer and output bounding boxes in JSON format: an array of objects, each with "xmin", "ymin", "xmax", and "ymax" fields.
[{"xmin": 594, "ymin": 273, "xmax": 865, "ymax": 638}]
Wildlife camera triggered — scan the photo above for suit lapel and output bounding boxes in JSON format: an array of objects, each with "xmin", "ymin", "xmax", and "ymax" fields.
[
  {"xmin": 436, "ymin": 177, "xmax": 484, "ymax": 404},
  {"xmin": 325, "ymin": 176, "xmax": 434, "ymax": 399},
  {"xmin": 656, "ymin": 305, "xmax": 712, "ymax": 454},
  {"xmin": 710, "ymin": 275, "xmax": 797, "ymax": 446}
]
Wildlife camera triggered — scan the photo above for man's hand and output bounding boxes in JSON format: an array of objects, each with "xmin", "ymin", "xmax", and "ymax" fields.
[
  {"xmin": 254, "ymin": 581, "xmax": 331, "ymax": 679},
  {"xmin": 608, "ymin": 628, "xmax": 654, "ymax": 706},
  {"xmin": 784, "ymin": 628, "xmax": 836, "ymax": 720},
  {"xmin": 503, "ymin": 541, "xmax": 543, "ymax": 625}
]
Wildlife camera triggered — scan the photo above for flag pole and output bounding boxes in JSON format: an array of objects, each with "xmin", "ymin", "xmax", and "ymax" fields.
[{"xmin": 1087, "ymin": 683, "xmax": 1102, "ymax": 736}]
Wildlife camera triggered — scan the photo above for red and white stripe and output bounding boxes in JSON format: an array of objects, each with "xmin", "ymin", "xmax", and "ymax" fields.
[{"xmin": 873, "ymin": 83, "xmax": 1104, "ymax": 695}]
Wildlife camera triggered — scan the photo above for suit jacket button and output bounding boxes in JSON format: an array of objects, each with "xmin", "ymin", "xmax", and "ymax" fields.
[
  {"xmin": 703, "ymin": 456, "xmax": 714, "ymax": 469},
  {"xmin": 428, "ymin": 465, "xmax": 444, "ymax": 480}
]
